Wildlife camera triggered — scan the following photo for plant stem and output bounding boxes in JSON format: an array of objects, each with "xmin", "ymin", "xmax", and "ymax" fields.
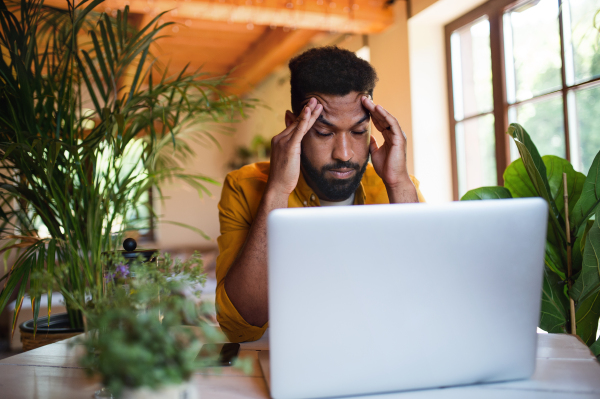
[{"xmin": 563, "ymin": 172, "xmax": 576, "ymax": 335}]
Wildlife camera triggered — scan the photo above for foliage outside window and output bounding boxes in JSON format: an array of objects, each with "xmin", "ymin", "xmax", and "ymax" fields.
[{"xmin": 446, "ymin": 0, "xmax": 600, "ymax": 199}]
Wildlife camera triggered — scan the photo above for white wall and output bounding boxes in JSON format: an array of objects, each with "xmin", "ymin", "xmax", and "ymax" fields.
[{"xmin": 408, "ymin": 0, "xmax": 488, "ymax": 203}]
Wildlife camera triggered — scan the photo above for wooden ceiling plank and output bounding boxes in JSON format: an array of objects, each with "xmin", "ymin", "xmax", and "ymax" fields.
[
  {"xmin": 157, "ymin": 39, "xmax": 252, "ymax": 52},
  {"xmin": 44, "ymin": 0, "xmax": 393, "ymax": 34},
  {"xmin": 159, "ymin": 29, "xmax": 265, "ymax": 42},
  {"xmin": 226, "ymin": 27, "xmax": 319, "ymax": 95}
]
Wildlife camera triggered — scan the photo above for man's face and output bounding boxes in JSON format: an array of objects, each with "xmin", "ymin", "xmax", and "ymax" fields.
[{"xmin": 286, "ymin": 91, "xmax": 371, "ymax": 202}]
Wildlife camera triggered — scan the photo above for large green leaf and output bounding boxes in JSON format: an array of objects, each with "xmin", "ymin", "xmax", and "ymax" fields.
[
  {"xmin": 460, "ymin": 186, "xmax": 512, "ymax": 201},
  {"xmin": 590, "ymin": 335, "xmax": 600, "ymax": 357},
  {"xmin": 571, "ymin": 207, "xmax": 600, "ymax": 304},
  {"xmin": 545, "ymin": 241, "xmax": 566, "ymax": 277},
  {"xmin": 573, "ymin": 220, "xmax": 595, "ymax": 275},
  {"xmin": 506, "ymin": 124, "xmax": 566, "ymax": 245},
  {"xmin": 503, "ymin": 158, "xmax": 537, "ymax": 198},
  {"xmin": 504, "ymin": 155, "xmax": 584, "ymax": 248},
  {"xmin": 572, "ymin": 149, "xmax": 600, "ymax": 233},
  {"xmin": 575, "ymin": 290, "xmax": 600, "ymax": 346},
  {"xmin": 540, "ymin": 266, "xmax": 569, "ymax": 333},
  {"xmin": 543, "ymin": 155, "xmax": 586, "ymax": 223}
]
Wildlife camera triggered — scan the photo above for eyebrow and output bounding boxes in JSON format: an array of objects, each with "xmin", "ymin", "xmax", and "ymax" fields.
[{"xmin": 316, "ymin": 114, "xmax": 370, "ymax": 128}]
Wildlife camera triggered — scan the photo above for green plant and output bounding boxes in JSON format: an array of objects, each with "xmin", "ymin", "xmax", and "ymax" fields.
[
  {"xmin": 0, "ymin": 0, "xmax": 253, "ymax": 331},
  {"xmin": 461, "ymin": 123, "xmax": 600, "ymax": 356},
  {"xmin": 33, "ymin": 252, "xmax": 238, "ymax": 397},
  {"xmin": 227, "ymin": 134, "xmax": 271, "ymax": 170}
]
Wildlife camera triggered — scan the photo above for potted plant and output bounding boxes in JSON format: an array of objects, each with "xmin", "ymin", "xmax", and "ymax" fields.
[
  {"xmin": 0, "ymin": 0, "xmax": 253, "ymax": 342},
  {"xmin": 461, "ymin": 123, "xmax": 600, "ymax": 357},
  {"xmin": 31, "ymin": 251, "xmax": 244, "ymax": 398}
]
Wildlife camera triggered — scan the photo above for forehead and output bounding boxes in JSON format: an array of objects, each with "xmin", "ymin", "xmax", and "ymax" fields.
[{"xmin": 302, "ymin": 92, "xmax": 368, "ymax": 122}]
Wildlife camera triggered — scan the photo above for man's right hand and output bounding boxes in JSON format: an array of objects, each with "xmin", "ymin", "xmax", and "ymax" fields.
[
  {"xmin": 266, "ymin": 97, "xmax": 323, "ymax": 198},
  {"xmin": 223, "ymin": 97, "xmax": 322, "ymax": 328}
]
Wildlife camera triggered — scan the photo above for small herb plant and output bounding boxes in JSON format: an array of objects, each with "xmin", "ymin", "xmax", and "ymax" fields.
[
  {"xmin": 461, "ymin": 123, "xmax": 600, "ymax": 357},
  {"xmin": 80, "ymin": 302, "xmax": 202, "ymax": 397},
  {"xmin": 33, "ymin": 252, "xmax": 240, "ymax": 397}
]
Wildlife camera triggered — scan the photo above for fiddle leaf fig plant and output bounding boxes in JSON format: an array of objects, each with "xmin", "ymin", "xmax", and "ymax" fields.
[{"xmin": 461, "ymin": 123, "xmax": 600, "ymax": 356}]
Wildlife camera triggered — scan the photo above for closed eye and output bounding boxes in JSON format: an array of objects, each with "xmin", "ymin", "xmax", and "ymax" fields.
[
  {"xmin": 352, "ymin": 130, "xmax": 368, "ymax": 135},
  {"xmin": 315, "ymin": 130, "xmax": 333, "ymax": 137}
]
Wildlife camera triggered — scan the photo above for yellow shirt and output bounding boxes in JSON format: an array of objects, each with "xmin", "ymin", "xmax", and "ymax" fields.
[{"xmin": 216, "ymin": 161, "xmax": 425, "ymax": 342}]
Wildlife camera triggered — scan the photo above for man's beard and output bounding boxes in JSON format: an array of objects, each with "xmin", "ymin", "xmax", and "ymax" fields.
[{"xmin": 300, "ymin": 152, "xmax": 368, "ymax": 202}]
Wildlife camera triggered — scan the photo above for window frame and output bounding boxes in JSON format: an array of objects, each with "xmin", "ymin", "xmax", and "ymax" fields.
[
  {"xmin": 445, "ymin": 0, "xmax": 600, "ymax": 200},
  {"xmin": 137, "ymin": 187, "xmax": 155, "ymax": 243}
]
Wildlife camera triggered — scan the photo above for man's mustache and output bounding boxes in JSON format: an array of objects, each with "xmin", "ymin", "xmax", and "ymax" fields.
[{"xmin": 321, "ymin": 161, "xmax": 361, "ymax": 172}]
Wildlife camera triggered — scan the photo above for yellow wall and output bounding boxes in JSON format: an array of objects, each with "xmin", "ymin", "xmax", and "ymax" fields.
[{"xmin": 370, "ymin": 1, "xmax": 414, "ymax": 175}]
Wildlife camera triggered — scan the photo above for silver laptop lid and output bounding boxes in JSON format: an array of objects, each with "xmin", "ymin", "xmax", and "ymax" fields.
[{"xmin": 267, "ymin": 198, "xmax": 547, "ymax": 399}]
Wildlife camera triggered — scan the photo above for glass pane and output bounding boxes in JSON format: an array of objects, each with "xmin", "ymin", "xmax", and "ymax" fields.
[
  {"xmin": 504, "ymin": 0, "xmax": 562, "ymax": 103},
  {"xmin": 571, "ymin": 84, "xmax": 600, "ymax": 172},
  {"xmin": 565, "ymin": 0, "xmax": 600, "ymax": 83},
  {"xmin": 450, "ymin": 17, "xmax": 493, "ymax": 121},
  {"xmin": 456, "ymin": 114, "xmax": 497, "ymax": 198},
  {"xmin": 509, "ymin": 95, "xmax": 566, "ymax": 158}
]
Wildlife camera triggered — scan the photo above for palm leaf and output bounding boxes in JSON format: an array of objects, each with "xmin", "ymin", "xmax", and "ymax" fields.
[{"xmin": 0, "ymin": 0, "xmax": 254, "ymax": 325}]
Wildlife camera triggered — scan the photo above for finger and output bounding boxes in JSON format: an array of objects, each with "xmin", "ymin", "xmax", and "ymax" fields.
[
  {"xmin": 288, "ymin": 105, "xmax": 312, "ymax": 142},
  {"xmin": 374, "ymin": 104, "xmax": 400, "ymax": 133},
  {"xmin": 306, "ymin": 103, "xmax": 323, "ymax": 130},
  {"xmin": 305, "ymin": 97, "xmax": 318, "ymax": 112},
  {"xmin": 362, "ymin": 97, "xmax": 390, "ymax": 133},
  {"xmin": 279, "ymin": 101, "xmax": 312, "ymax": 140},
  {"xmin": 370, "ymin": 102, "xmax": 403, "ymax": 145},
  {"xmin": 291, "ymin": 103, "xmax": 323, "ymax": 143},
  {"xmin": 373, "ymin": 106, "xmax": 395, "ymax": 135},
  {"xmin": 369, "ymin": 134, "xmax": 379, "ymax": 155}
]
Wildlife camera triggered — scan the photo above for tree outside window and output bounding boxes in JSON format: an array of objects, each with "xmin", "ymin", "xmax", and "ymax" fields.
[{"xmin": 446, "ymin": 0, "xmax": 600, "ymax": 199}]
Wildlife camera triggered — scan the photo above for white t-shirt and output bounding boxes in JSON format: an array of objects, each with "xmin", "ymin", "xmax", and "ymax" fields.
[{"xmin": 319, "ymin": 193, "xmax": 355, "ymax": 207}]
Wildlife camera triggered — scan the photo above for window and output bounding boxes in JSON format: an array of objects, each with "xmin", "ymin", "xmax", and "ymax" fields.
[{"xmin": 446, "ymin": 0, "xmax": 600, "ymax": 199}]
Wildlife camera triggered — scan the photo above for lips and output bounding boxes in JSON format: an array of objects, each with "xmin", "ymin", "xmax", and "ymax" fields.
[{"xmin": 328, "ymin": 169, "xmax": 356, "ymax": 179}]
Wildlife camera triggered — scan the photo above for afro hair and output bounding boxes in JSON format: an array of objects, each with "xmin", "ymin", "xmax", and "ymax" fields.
[{"xmin": 288, "ymin": 46, "xmax": 378, "ymax": 115}]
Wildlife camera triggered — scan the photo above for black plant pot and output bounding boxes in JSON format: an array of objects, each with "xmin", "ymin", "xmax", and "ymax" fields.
[{"xmin": 19, "ymin": 313, "xmax": 84, "ymax": 351}]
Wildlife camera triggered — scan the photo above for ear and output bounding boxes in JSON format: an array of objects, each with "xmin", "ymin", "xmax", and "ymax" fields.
[{"xmin": 285, "ymin": 110, "xmax": 296, "ymax": 128}]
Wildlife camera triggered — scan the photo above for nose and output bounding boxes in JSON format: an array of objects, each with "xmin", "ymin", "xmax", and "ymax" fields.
[{"xmin": 332, "ymin": 132, "xmax": 354, "ymax": 163}]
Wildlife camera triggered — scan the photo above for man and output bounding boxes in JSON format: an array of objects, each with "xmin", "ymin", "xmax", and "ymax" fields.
[{"xmin": 216, "ymin": 46, "xmax": 425, "ymax": 343}]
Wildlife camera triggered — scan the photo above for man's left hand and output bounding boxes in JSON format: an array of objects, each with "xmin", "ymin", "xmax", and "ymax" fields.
[{"xmin": 361, "ymin": 96, "xmax": 418, "ymax": 204}]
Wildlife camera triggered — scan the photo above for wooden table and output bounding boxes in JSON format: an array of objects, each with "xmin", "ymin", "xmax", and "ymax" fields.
[{"xmin": 0, "ymin": 332, "xmax": 599, "ymax": 398}]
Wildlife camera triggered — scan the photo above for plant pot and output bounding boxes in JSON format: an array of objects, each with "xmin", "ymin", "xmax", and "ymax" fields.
[
  {"xmin": 120, "ymin": 382, "xmax": 199, "ymax": 399},
  {"xmin": 19, "ymin": 313, "xmax": 84, "ymax": 351}
]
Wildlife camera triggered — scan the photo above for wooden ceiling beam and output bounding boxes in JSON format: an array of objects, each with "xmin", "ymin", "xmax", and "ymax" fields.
[
  {"xmin": 157, "ymin": 29, "xmax": 264, "ymax": 43},
  {"xmin": 48, "ymin": 0, "xmax": 393, "ymax": 34},
  {"xmin": 226, "ymin": 27, "xmax": 319, "ymax": 95}
]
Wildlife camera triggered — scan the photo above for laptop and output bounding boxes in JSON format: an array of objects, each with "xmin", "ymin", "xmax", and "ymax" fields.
[{"xmin": 266, "ymin": 198, "xmax": 548, "ymax": 399}]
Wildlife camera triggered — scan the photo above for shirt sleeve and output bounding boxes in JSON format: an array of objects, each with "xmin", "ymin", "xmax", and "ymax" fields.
[
  {"xmin": 215, "ymin": 173, "xmax": 268, "ymax": 343},
  {"xmin": 409, "ymin": 175, "xmax": 427, "ymax": 203}
]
